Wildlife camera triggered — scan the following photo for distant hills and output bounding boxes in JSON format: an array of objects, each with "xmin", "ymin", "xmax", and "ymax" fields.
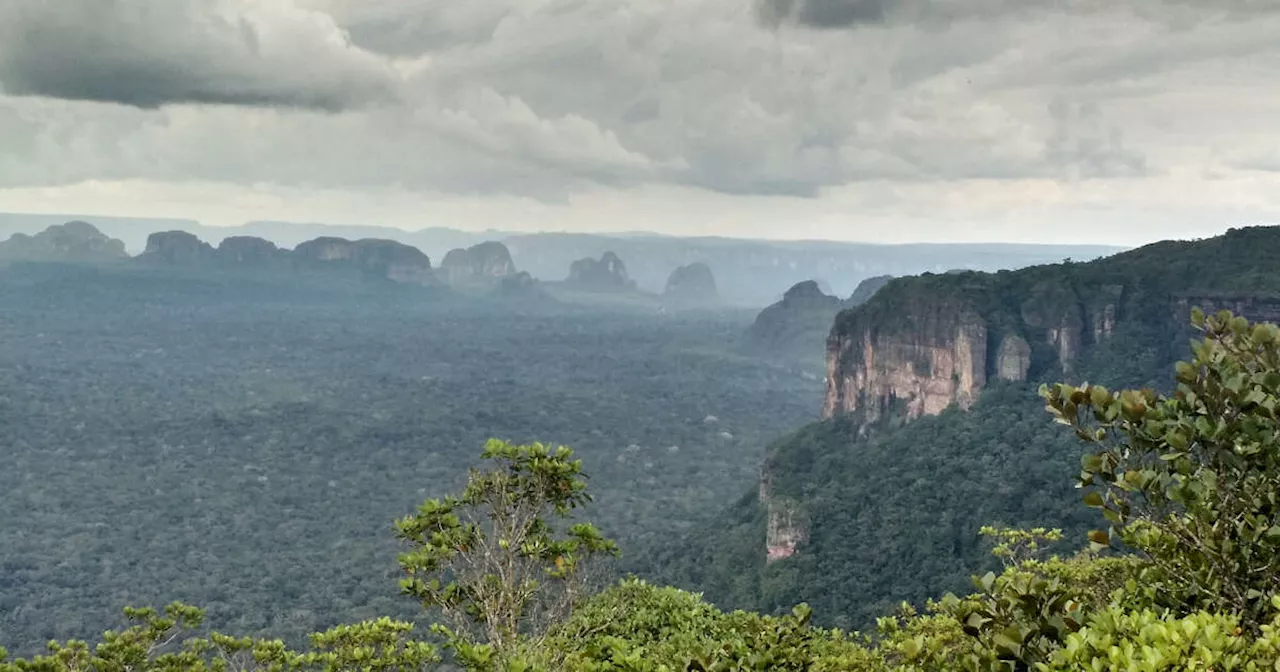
[{"xmin": 0, "ymin": 213, "xmax": 1126, "ymax": 306}]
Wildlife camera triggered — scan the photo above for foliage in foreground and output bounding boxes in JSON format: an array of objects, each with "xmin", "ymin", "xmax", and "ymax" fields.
[{"xmin": 9, "ymin": 311, "xmax": 1280, "ymax": 670}]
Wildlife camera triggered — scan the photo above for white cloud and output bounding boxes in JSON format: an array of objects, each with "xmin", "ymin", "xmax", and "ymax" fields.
[{"xmin": 0, "ymin": 0, "xmax": 1278, "ymax": 242}]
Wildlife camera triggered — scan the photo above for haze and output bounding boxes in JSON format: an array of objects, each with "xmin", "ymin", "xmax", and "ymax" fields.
[{"xmin": 2, "ymin": 0, "xmax": 1278, "ymax": 246}]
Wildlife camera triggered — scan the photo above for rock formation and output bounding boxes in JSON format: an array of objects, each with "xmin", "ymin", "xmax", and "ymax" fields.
[
  {"xmin": 823, "ymin": 229, "xmax": 1280, "ymax": 424},
  {"xmin": 663, "ymin": 262, "xmax": 719, "ymax": 304},
  {"xmin": 139, "ymin": 231, "xmax": 216, "ymax": 265},
  {"xmin": 760, "ymin": 469, "xmax": 809, "ymax": 563},
  {"xmin": 439, "ymin": 241, "xmax": 517, "ymax": 287},
  {"xmin": 565, "ymin": 252, "xmax": 635, "ymax": 291},
  {"xmin": 216, "ymin": 236, "xmax": 286, "ymax": 265},
  {"xmin": 0, "ymin": 221, "xmax": 128, "ymax": 262},
  {"xmin": 293, "ymin": 237, "xmax": 437, "ymax": 285},
  {"xmin": 744, "ymin": 277, "xmax": 892, "ymax": 359}
]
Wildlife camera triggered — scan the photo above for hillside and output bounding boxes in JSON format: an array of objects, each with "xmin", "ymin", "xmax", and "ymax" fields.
[
  {"xmin": 742, "ymin": 275, "xmax": 893, "ymax": 368},
  {"xmin": 644, "ymin": 225, "xmax": 1280, "ymax": 629}
]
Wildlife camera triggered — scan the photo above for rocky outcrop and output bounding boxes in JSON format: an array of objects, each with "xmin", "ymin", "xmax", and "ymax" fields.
[
  {"xmin": 216, "ymin": 236, "xmax": 286, "ymax": 265},
  {"xmin": 293, "ymin": 237, "xmax": 437, "ymax": 285},
  {"xmin": 139, "ymin": 231, "xmax": 216, "ymax": 265},
  {"xmin": 565, "ymin": 252, "xmax": 635, "ymax": 291},
  {"xmin": 1173, "ymin": 293, "xmax": 1280, "ymax": 327},
  {"xmin": 824, "ymin": 272, "xmax": 1130, "ymax": 422},
  {"xmin": 0, "ymin": 221, "xmax": 128, "ymax": 262},
  {"xmin": 760, "ymin": 471, "xmax": 809, "ymax": 563},
  {"xmin": 440, "ymin": 241, "xmax": 517, "ymax": 287},
  {"xmin": 995, "ymin": 334, "xmax": 1032, "ymax": 382},
  {"xmin": 824, "ymin": 303, "xmax": 987, "ymax": 422},
  {"xmin": 663, "ymin": 263, "xmax": 719, "ymax": 304}
]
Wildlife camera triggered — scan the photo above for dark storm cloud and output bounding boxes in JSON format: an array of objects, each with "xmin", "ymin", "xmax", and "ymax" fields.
[
  {"xmin": 756, "ymin": 0, "xmax": 891, "ymax": 28},
  {"xmin": 0, "ymin": 0, "xmax": 399, "ymax": 110}
]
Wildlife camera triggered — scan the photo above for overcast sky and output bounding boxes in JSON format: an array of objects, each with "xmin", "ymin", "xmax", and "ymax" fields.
[{"xmin": 0, "ymin": 0, "xmax": 1277, "ymax": 245}]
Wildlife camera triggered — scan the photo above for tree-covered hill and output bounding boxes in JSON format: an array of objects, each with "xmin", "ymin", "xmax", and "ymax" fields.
[{"xmin": 643, "ymin": 225, "xmax": 1280, "ymax": 632}]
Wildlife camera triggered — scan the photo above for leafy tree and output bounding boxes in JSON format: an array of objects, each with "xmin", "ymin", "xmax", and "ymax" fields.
[
  {"xmin": 1043, "ymin": 308, "xmax": 1280, "ymax": 626},
  {"xmin": 393, "ymin": 440, "xmax": 618, "ymax": 661},
  {"xmin": 0, "ymin": 603, "xmax": 438, "ymax": 672}
]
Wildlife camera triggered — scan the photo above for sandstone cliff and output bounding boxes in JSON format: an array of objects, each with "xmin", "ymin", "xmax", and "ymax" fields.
[
  {"xmin": 663, "ymin": 262, "xmax": 719, "ymax": 305},
  {"xmin": 759, "ymin": 469, "xmax": 809, "ymax": 563},
  {"xmin": 824, "ymin": 228, "xmax": 1280, "ymax": 423},
  {"xmin": 440, "ymin": 241, "xmax": 518, "ymax": 287},
  {"xmin": 0, "ymin": 221, "xmax": 128, "ymax": 263}
]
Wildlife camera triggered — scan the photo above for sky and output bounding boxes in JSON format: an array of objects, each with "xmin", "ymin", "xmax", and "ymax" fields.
[{"xmin": 0, "ymin": 0, "xmax": 1278, "ymax": 246}]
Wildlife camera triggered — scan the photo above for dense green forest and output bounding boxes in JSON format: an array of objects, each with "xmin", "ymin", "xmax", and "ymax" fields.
[
  {"xmin": 7, "ymin": 308, "xmax": 1280, "ymax": 670},
  {"xmin": 646, "ymin": 226, "xmax": 1280, "ymax": 634},
  {"xmin": 0, "ymin": 262, "xmax": 819, "ymax": 653}
]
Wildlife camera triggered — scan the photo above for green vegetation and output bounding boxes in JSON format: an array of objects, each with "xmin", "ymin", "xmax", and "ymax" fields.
[
  {"xmin": 654, "ymin": 226, "xmax": 1280, "ymax": 632},
  {"xmin": 10, "ymin": 310, "xmax": 1280, "ymax": 670},
  {"xmin": 0, "ymin": 263, "xmax": 819, "ymax": 653}
]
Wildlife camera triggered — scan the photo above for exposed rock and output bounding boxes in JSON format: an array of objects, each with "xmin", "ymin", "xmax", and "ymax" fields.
[
  {"xmin": 216, "ymin": 236, "xmax": 286, "ymax": 265},
  {"xmin": 819, "ymin": 234, "xmax": 1280, "ymax": 424},
  {"xmin": 995, "ymin": 334, "xmax": 1032, "ymax": 382},
  {"xmin": 293, "ymin": 237, "xmax": 437, "ymax": 285},
  {"xmin": 824, "ymin": 305, "xmax": 987, "ymax": 422},
  {"xmin": 440, "ymin": 241, "xmax": 517, "ymax": 287},
  {"xmin": 760, "ymin": 471, "xmax": 809, "ymax": 563},
  {"xmin": 139, "ymin": 230, "xmax": 215, "ymax": 265},
  {"xmin": 565, "ymin": 251, "xmax": 635, "ymax": 291},
  {"xmin": 0, "ymin": 221, "xmax": 127, "ymax": 262},
  {"xmin": 663, "ymin": 262, "xmax": 719, "ymax": 304},
  {"xmin": 1173, "ymin": 293, "xmax": 1280, "ymax": 328}
]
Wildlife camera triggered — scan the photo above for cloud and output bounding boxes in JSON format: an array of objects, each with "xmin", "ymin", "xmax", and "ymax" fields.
[
  {"xmin": 755, "ymin": 0, "xmax": 890, "ymax": 28},
  {"xmin": 0, "ymin": 0, "xmax": 401, "ymax": 110},
  {"xmin": 0, "ymin": 0, "xmax": 1277, "ymax": 215}
]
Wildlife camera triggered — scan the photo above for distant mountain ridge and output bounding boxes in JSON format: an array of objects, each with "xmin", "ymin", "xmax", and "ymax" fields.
[{"xmin": 0, "ymin": 213, "xmax": 1126, "ymax": 306}]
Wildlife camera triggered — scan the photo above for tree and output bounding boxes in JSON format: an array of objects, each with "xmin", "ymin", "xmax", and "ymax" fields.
[
  {"xmin": 1043, "ymin": 308, "xmax": 1280, "ymax": 626},
  {"xmin": 393, "ymin": 439, "xmax": 618, "ymax": 661}
]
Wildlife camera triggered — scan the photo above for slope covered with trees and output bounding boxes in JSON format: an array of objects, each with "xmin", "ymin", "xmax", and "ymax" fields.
[{"xmin": 646, "ymin": 226, "xmax": 1280, "ymax": 633}]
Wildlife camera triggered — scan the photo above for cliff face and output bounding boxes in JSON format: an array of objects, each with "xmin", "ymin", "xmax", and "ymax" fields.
[
  {"xmin": 824, "ymin": 303, "xmax": 989, "ymax": 421},
  {"xmin": 823, "ymin": 230, "xmax": 1280, "ymax": 424},
  {"xmin": 759, "ymin": 470, "xmax": 809, "ymax": 564},
  {"xmin": 823, "ymin": 274, "xmax": 1128, "ymax": 421},
  {"xmin": 440, "ymin": 241, "xmax": 518, "ymax": 286},
  {"xmin": 0, "ymin": 221, "xmax": 128, "ymax": 262}
]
